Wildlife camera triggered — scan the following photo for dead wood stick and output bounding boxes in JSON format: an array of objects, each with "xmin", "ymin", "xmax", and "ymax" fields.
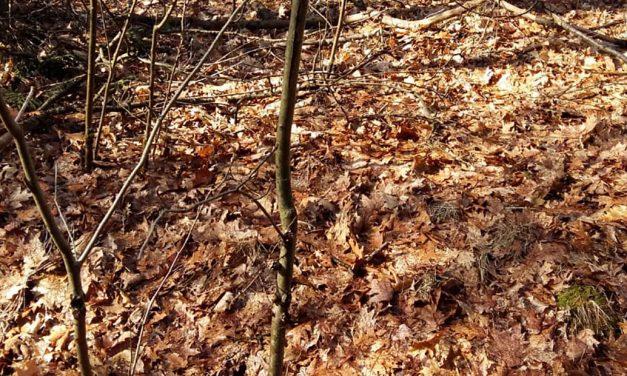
[
  {"xmin": 130, "ymin": 13, "xmax": 325, "ymax": 31},
  {"xmin": 132, "ymin": 8, "xmax": 384, "ymax": 32},
  {"xmin": 500, "ymin": 1, "xmax": 627, "ymax": 49},
  {"xmin": 550, "ymin": 13, "xmax": 627, "ymax": 65},
  {"xmin": 381, "ymin": 0, "xmax": 487, "ymax": 31},
  {"xmin": 345, "ymin": 9, "xmax": 385, "ymax": 24}
]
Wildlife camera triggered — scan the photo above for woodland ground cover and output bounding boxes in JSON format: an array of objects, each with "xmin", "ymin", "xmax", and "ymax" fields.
[{"xmin": 0, "ymin": 0, "xmax": 626, "ymax": 374}]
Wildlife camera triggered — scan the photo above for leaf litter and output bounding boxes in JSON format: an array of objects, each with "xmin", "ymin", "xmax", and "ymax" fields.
[{"xmin": 1, "ymin": 0, "xmax": 626, "ymax": 374}]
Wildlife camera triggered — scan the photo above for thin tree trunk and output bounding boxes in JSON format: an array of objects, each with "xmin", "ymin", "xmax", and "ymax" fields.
[
  {"xmin": 145, "ymin": 2, "xmax": 177, "ymax": 150},
  {"xmin": 269, "ymin": 0, "xmax": 308, "ymax": 375},
  {"xmin": 93, "ymin": 0, "xmax": 138, "ymax": 161},
  {"xmin": 326, "ymin": 0, "xmax": 347, "ymax": 78},
  {"xmin": 84, "ymin": 0, "xmax": 97, "ymax": 170},
  {"xmin": 0, "ymin": 93, "xmax": 92, "ymax": 376}
]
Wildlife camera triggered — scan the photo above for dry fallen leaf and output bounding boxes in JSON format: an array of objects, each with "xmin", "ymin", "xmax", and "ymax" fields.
[
  {"xmin": 213, "ymin": 291, "xmax": 234, "ymax": 313},
  {"xmin": 368, "ymin": 278, "xmax": 394, "ymax": 305}
]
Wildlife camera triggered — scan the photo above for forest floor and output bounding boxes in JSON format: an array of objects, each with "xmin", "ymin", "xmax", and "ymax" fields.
[{"xmin": 1, "ymin": 0, "xmax": 626, "ymax": 375}]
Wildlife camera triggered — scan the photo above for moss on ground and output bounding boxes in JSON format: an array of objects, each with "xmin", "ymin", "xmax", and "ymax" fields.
[{"xmin": 557, "ymin": 285, "xmax": 616, "ymax": 335}]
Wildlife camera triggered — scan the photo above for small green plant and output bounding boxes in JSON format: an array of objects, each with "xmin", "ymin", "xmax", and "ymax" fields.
[{"xmin": 557, "ymin": 285, "xmax": 616, "ymax": 335}]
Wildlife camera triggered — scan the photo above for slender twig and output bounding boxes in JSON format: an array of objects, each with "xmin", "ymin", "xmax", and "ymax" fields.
[
  {"xmin": 151, "ymin": 0, "xmax": 185, "ymax": 162},
  {"xmin": 0, "ymin": 93, "xmax": 91, "ymax": 375},
  {"xmin": 269, "ymin": 0, "xmax": 308, "ymax": 373},
  {"xmin": 136, "ymin": 146, "xmax": 279, "ymax": 259},
  {"xmin": 129, "ymin": 207, "xmax": 202, "ymax": 376},
  {"xmin": 98, "ymin": 0, "xmax": 112, "ymax": 64},
  {"xmin": 93, "ymin": 0, "xmax": 139, "ymax": 161},
  {"xmin": 144, "ymin": 1, "xmax": 177, "ymax": 149},
  {"xmin": 77, "ymin": 0, "xmax": 251, "ymax": 266},
  {"xmin": 84, "ymin": 0, "xmax": 97, "ymax": 170},
  {"xmin": 326, "ymin": 0, "xmax": 347, "ymax": 78}
]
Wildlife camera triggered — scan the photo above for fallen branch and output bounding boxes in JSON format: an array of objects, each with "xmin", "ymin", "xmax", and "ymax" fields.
[
  {"xmin": 130, "ymin": 13, "xmax": 325, "ymax": 31},
  {"xmin": 550, "ymin": 12, "xmax": 627, "ymax": 65},
  {"xmin": 500, "ymin": 1, "xmax": 627, "ymax": 50},
  {"xmin": 381, "ymin": 0, "xmax": 487, "ymax": 31},
  {"xmin": 130, "ymin": 7, "xmax": 386, "ymax": 32}
]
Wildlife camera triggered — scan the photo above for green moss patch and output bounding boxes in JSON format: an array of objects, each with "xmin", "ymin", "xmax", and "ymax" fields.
[{"xmin": 557, "ymin": 285, "xmax": 616, "ymax": 335}]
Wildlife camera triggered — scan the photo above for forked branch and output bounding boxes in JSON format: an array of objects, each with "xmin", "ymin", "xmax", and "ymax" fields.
[{"xmin": 0, "ymin": 94, "xmax": 92, "ymax": 375}]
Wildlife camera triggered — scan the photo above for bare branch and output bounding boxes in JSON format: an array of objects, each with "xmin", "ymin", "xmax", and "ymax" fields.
[
  {"xmin": 93, "ymin": 0, "xmax": 139, "ymax": 160},
  {"xmin": 0, "ymin": 94, "xmax": 73, "ymax": 261},
  {"xmin": 0, "ymin": 91, "xmax": 91, "ymax": 376},
  {"xmin": 15, "ymin": 86, "xmax": 35, "ymax": 122},
  {"xmin": 381, "ymin": 0, "xmax": 487, "ymax": 31},
  {"xmin": 129, "ymin": 208, "xmax": 202, "ymax": 376},
  {"xmin": 77, "ymin": 0, "xmax": 251, "ymax": 265}
]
